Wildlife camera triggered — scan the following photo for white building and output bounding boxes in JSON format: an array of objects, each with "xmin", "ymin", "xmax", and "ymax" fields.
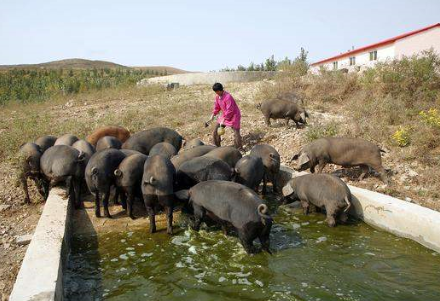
[{"xmin": 310, "ymin": 23, "xmax": 440, "ymax": 73}]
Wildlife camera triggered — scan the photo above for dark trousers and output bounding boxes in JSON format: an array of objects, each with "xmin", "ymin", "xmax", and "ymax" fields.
[{"xmin": 212, "ymin": 123, "xmax": 243, "ymax": 149}]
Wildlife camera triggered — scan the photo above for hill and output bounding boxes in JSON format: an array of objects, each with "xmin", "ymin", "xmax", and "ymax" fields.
[{"xmin": 0, "ymin": 58, "xmax": 188, "ymax": 74}]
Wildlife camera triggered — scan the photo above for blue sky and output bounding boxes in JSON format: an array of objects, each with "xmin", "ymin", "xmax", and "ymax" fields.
[{"xmin": 0, "ymin": 0, "xmax": 439, "ymax": 71}]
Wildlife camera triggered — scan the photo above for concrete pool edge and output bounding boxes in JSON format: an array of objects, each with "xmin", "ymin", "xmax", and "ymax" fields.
[
  {"xmin": 9, "ymin": 166, "xmax": 440, "ymax": 300},
  {"xmin": 277, "ymin": 166, "xmax": 440, "ymax": 254},
  {"xmin": 9, "ymin": 187, "xmax": 72, "ymax": 301}
]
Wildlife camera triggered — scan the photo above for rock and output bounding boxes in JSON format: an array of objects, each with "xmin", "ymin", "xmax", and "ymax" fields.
[
  {"xmin": 405, "ymin": 197, "xmax": 413, "ymax": 203},
  {"xmin": 0, "ymin": 204, "xmax": 11, "ymax": 212},
  {"xmin": 15, "ymin": 234, "xmax": 33, "ymax": 246},
  {"xmin": 407, "ymin": 169, "xmax": 419, "ymax": 177}
]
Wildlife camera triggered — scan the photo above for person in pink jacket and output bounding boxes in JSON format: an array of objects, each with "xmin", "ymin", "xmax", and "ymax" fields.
[{"xmin": 205, "ymin": 83, "xmax": 243, "ymax": 149}]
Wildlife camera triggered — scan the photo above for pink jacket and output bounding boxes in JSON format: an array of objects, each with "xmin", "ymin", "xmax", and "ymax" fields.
[{"xmin": 212, "ymin": 91, "xmax": 241, "ymax": 129}]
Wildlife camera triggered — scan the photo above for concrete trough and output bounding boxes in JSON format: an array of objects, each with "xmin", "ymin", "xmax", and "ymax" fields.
[
  {"xmin": 9, "ymin": 187, "xmax": 71, "ymax": 301},
  {"xmin": 277, "ymin": 166, "xmax": 440, "ymax": 254},
  {"xmin": 9, "ymin": 166, "xmax": 440, "ymax": 300}
]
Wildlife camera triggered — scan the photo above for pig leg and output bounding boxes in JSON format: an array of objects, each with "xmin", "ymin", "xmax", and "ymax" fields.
[
  {"xmin": 191, "ymin": 204, "xmax": 205, "ymax": 231},
  {"xmin": 285, "ymin": 117, "xmax": 290, "ymax": 127},
  {"xmin": 212, "ymin": 123, "xmax": 221, "ymax": 147},
  {"xmin": 259, "ymin": 235, "xmax": 272, "ymax": 254},
  {"xmin": 265, "ymin": 116, "xmax": 271, "ymax": 126},
  {"xmin": 147, "ymin": 206, "xmax": 156, "ymax": 233},
  {"xmin": 94, "ymin": 191, "xmax": 101, "ymax": 217},
  {"xmin": 221, "ymin": 224, "xmax": 228, "ymax": 236},
  {"xmin": 271, "ymin": 173, "xmax": 279, "ymax": 193},
  {"xmin": 21, "ymin": 175, "xmax": 31, "ymax": 204},
  {"xmin": 118, "ymin": 189, "xmax": 127, "ymax": 210},
  {"xmin": 143, "ymin": 195, "xmax": 157, "ymax": 233},
  {"xmin": 238, "ymin": 231, "xmax": 256, "ymax": 254},
  {"xmin": 103, "ymin": 188, "xmax": 112, "ymax": 218},
  {"xmin": 359, "ymin": 165, "xmax": 369, "ymax": 181},
  {"xmin": 33, "ymin": 177, "xmax": 46, "ymax": 199},
  {"xmin": 165, "ymin": 205, "xmax": 174, "ymax": 235},
  {"xmin": 301, "ymin": 200, "xmax": 310, "ymax": 215},
  {"xmin": 339, "ymin": 211, "xmax": 348, "ymax": 224},
  {"xmin": 41, "ymin": 178, "xmax": 50, "ymax": 200},
  {"xmin": 325, "ymin": 206, "xmax": 337, "ymax": 227},
  {"xmin": 309, "ymin": 203, "xmax": 317, "ymax": 213},
  {"xmin": 316, "ymin": 161, "xmax": 327, "ymax": 173},
  {"xmin": 126, "ymin": 190, "xmax": 136, "ymax": 220},
  {"xmin": 371, "ymin": 164, "xmax": 389, "ymax": 184}
]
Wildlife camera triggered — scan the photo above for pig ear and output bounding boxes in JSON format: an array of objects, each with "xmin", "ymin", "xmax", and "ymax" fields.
[
  {"xmin": 269, "ymin": 153, "xmax": 275, "ymax": 158},
  {"xmin": 291, "ymin": 153, "xmax": 300, "ymax": 161},
  {"xmin": 77, "ymin": 151, "xmax": 86, "ymax": 161},
  {"xmin": 282, "ymin": 182, "xmax": 294, "ymax": 197},
  {"xmin": 298, "ymin": 153, "xmax": 310, "ymax": 166},
  {"xmin": 175, "ymin": 189, "xmax": 190, "ymax": 201},
  {"xmin": 91, "ymin": 167, "xmax": 98, "ymax": 175}
]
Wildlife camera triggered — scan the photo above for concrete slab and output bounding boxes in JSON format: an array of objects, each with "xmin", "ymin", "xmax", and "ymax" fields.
[
  {"xmin": 9, "ymin": 187, "xmax": 71, "ymax": 301},
  {"xmin": 73, "ymin": 200, "xmax": 181, "ymax": 236},
  {"xmin": 277, "ymin": 166, "xmax": 440, "ymax": 254}
]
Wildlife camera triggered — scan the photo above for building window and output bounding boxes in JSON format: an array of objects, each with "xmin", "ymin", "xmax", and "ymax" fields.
[
  {"xmin": 333, "ymin": 61, "xmax": 338, "ymax": 70},
  {"xmin": 349, "ymin": 56, "xmax": 356, "ymax": 66},
  {"xmin": 369, "ymin": 50, "xmax": 378, "ymax": 61}
]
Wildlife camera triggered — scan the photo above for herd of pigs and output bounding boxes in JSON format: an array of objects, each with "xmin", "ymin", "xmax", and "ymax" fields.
[{"xmin": 19, "ymin": 121, "xmax": 389, "ymax": 254}]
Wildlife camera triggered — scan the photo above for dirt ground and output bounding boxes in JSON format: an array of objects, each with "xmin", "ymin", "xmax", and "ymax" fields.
[{"xmin": 0, "ymin": 80, "xmax": 438, "ymax": 299}]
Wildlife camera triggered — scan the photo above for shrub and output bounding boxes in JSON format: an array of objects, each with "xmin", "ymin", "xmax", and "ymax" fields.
[
  {"xmin": 392, "ymin": 127, "xmax": 411, "ymax": 147},
  {"xmin": 0, "ymin": 68, "xmax": 156, "ymax": 105},
  {"xmin": 419, "ymin": 108, "xmax": 440, "ymax": 129}
]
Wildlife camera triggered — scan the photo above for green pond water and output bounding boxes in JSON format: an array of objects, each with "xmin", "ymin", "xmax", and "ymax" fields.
[{"xmin": 64, "ymin": 197, "xmax": 440, "ymax": 301}]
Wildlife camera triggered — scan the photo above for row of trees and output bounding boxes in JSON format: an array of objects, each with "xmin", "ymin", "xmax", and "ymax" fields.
[
  {"xmin": 0, "ymin": 68, "xmax": 165, "ymax": 105},
  {"xmin": 221, "ymin": 48, "xmax": 309, "ymax": 74}
]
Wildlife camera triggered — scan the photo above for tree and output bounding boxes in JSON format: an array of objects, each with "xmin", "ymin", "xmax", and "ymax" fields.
[{"xmin": 264, "ymin": 55, "xmax": 277, "ymax": 71}]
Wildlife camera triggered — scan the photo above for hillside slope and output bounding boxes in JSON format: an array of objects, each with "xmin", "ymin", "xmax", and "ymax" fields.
[{"xmin": 0, "ymin": 58, "xmax": 188, "ymax": 74}]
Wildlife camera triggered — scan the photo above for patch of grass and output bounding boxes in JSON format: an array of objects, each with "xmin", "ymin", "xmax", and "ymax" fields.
[{"xmin": 305, "ymin": 122, "xmax": 338, "ymax": 142}]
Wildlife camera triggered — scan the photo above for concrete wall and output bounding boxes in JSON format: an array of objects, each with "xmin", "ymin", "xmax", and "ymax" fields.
[
  {"xmin": 137, "ymin": 71, "xmax": 277, "ymax": 86},
  {"xmin": 277, "ymin": 166, "xmax": 440, "ymax": 253},
  {"xmin": 395, "ymin": 26, "xmax": 440, "ymax": 58},
  {"xmin": 9, "ymin": 188, "xmax": 71, "ymax": 301}
]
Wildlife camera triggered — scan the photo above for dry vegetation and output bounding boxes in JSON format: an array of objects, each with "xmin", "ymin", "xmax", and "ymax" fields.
[{"xmin": 0, "ymin": 52, "xmax": 440, "ymax": 298}]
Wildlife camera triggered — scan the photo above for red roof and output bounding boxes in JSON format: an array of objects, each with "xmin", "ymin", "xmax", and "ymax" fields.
[{"xmin": 311, "ymin": 23, "xmax": 440, "ymax": 66}]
